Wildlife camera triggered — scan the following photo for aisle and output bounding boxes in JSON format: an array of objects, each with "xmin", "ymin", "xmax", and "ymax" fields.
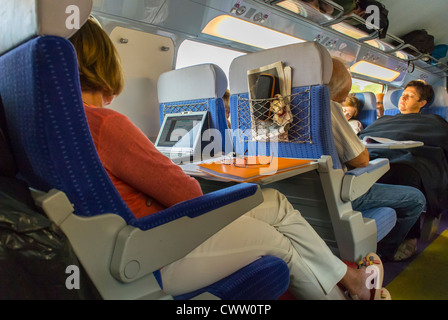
[{"xmin": 385, "ymin": 217, "xmax": 448, "ymax": 300}]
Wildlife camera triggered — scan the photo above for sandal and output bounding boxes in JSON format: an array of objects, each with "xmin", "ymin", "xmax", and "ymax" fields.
[
  {"xmin": 350, "ymin": 253, "xmax": 384, "ymax": 300},
  {"xmin": 379, "ymin": 288, "xmax": 392, "ymax": 300},
  {"xmin": 357, "ymin": 252, "xmax": 384, "ymax": 300},
  {"xmin": 393, "ymin": 239, "xmax": 418, "ymax": 262}
]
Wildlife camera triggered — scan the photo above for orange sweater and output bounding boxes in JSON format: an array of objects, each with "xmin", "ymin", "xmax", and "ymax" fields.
[{"xmin": 84, "ymin": 105, "xmax": 203, "ymax": 218}]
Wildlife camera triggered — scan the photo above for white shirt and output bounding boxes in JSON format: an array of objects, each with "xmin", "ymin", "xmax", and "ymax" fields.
[
  {"xmin": 349, "ymin": 119, "xmax": 364, "ymax": 134},
  {"xmin": 330, "ymin": 101, "xmax": 366, "ymax": 169}
]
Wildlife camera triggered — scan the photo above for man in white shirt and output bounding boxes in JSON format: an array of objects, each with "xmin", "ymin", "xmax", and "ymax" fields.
[{"xmin": 327, "ymin": 58, "xmax": 426, "ymax": 261}]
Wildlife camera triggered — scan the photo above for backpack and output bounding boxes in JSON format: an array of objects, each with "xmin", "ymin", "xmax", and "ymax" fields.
[
  {"xmin": 355, "ymin": 0, "xmax": 390, "ymax": 39},
  {"xmin": 400, "ymin": 29, "xmax": 435, "ymax": 55}
]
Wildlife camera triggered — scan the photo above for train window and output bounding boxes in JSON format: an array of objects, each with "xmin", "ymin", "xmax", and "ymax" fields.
[
  {"xmin": 351, "ymin": 78, "xmax": 384, "ymax": 94},
  {"xmin": 176, "ymin": 40, "xmax": 245, "ymax": 78}
]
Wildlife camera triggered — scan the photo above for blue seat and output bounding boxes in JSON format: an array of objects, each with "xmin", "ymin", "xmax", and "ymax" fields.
[
  {"xmin": 421, "ymin": 86, "xmax": 448, "ymax": 121},
  {"xmin": 228, "ymin": 42, "xmax": 396, "ymax": 261},
  {"xmin": 354, "ymin": 92, "xmax": 377, "ymax": 127},
  {"xmin": 383, "ymin": 89, "xmax": 402, "ymax": 116},
  {"xmin": 158, "ymin": 64, "xmax": 233, "ymax": 156},
  {"xmin": 0, "ymin": 4, "xmax": 289, "ymax": 300}
]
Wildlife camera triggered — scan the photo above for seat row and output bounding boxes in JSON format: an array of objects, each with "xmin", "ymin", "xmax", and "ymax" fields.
[{"xmin": 157, "ymin": 42, "xmax": 397, "ymax": 262}]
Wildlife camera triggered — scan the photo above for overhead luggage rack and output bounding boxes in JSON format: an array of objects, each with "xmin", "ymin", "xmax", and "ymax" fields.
[{"xmin": 254, "ymin": 0, "xmax": 448, "ymax": 76}]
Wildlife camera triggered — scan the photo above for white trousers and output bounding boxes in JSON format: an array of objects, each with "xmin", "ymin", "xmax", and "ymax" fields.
[{"xmin": 161, "ymin": 188, "xmax": 348, "ymax": 299}]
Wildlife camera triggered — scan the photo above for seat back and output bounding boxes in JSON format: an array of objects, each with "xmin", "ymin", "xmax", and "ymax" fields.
[
  {"xmin": 354, "ymin": 92, "xmax": 377, "ymax": 127},
  {"xmin": 421, "ymin": 86, "xmax": 448, "ymax": 121},
  {"xmin": 0, "ymin": 0, "xmax": 129, "ymax": 220},
  {"xmin": 158, "ymin": 64, "xmax": 232, "ymax": 155},
  {"xmin": 229, "ymin": 42, "xmax": 340, "ymax": 168},
  {"xmin": 0, "ymin": 36, "xmax": 135, "ymax": 223},
  {"xmin": 228, "ymin": 42, "xmax": 395, "ymax": 261},
  {"xmin": 0, "ymin": 1, "xmax": 290, "ymax": 300}
]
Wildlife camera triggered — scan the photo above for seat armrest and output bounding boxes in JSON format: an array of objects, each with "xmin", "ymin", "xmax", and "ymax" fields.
[
  {"xmin": 110, "ymin": 183, "xmax": 264, "ymax": 283},
  {"xmin": 128, "ymin": 183, "xmax": 260, "ymax": 230},
  {"xmin": 341, "ymin": 158, "xmax": 390, "ymax": 201}
]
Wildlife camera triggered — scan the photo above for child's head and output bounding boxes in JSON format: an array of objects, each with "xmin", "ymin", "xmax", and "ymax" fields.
[{"xmin": 342, "ymin": 94, "xmax": 361, "ymax": 121}]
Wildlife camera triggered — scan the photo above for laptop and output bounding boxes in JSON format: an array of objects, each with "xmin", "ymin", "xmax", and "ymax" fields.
[{"xmin": 155, "ymin": 111, "xmax": 208, "ymax": 164}]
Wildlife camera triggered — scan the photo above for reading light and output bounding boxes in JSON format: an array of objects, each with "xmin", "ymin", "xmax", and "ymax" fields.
[
  {"xmin": 350, "ymin": 60, "xmax": 400, "ymax": 82},
  {"xmin": 202, "ymin": 15, "xmax": 305, "ymax": 49}
]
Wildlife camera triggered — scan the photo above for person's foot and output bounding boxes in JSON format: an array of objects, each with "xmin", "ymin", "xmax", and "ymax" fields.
[
  {"xmin": 393, "ymin": 238, "xmax": 418, "ymax": 261},
  {"xmin": 342, "ymin": 253, "xmax": 384, "ymax": 300}
]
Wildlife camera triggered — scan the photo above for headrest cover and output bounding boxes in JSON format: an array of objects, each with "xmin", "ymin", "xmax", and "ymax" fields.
[
  {"xmin": 157, "ymin": 63, "xmax": 228, "ymax": 103},
  {"xmin": 229, "ymin": 41, "xmax": 333, "ymax": 94},
  {"xmin": 354, "ymin": 92, "xmax": 376, "ymax": 111},
  {"xmin": 383, "ymin": 89, "xmax": 403, "ymax": 110},
  {"xmin": 0, "ymin": 0, "xmax": 93, "ymax": 55},
  {"xmin": 428, "ymin": 86, "xmax": 448, "ymax": 107}
]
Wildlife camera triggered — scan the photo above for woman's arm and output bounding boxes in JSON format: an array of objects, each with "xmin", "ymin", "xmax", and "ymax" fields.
[{"xmin": 98, "ymin": 113, "xmax": 203, "ymax": 208}]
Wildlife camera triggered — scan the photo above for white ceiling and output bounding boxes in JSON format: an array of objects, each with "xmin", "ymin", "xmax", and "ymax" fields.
[{"xmin": 379, "ymin": 0, "xmax": 448, "ymax": 46}]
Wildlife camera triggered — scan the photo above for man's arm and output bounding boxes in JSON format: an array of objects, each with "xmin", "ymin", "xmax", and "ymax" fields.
[
  {"xmin": 330, "ymin": 100, "xmax": 369, "ymax": 169},
  {"xmin": 346, "ymin": 148, "xmax": 369, "ymax": 168}
]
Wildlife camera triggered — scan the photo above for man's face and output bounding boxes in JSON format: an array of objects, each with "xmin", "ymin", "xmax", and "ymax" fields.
[
  {"xmin": 399, "ymin": 86, "xmax": 427, "ymax": 114},
  {"xmin": 376, "ymin": 95, "xmax": 384, "ymax": 118}
]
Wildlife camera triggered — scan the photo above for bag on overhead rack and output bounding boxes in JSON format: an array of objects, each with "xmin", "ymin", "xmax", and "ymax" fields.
[
  {"xmin": 350, "ymin": 0, "xmax": 389, "ymax": 39},
  {"xmin": 400, "ymin": 29, "xmax": 435, "ymax": 55}
]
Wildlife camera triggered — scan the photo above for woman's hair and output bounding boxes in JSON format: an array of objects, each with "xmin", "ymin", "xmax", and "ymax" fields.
[
  {"xmin": 405, "ymin": 80, "xmax": 434, "ymax": 104},
  {"xmin": 69, "ymin": 18, "xmax": 124, "ymax": 97},
  {"xmin": 343, "ymin": 94, "xmax": 361, "ymax": 117}
]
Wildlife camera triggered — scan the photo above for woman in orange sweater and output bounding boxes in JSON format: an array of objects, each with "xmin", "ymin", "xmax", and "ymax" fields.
[{"xmin": 69, "ymin": 18, "xmax": 387, "ymax": 300}]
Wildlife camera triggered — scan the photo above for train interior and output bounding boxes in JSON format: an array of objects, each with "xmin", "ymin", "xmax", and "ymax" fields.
[{"xmin": 1, "ymin": 0, "xmax": 448, "ymax": 301}]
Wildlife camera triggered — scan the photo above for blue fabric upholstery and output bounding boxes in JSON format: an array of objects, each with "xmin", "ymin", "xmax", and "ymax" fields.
[
  {"xmin": 354, "ymin": 92, "xmax": 377, "ymax": 127},
  {"xmin": 130, "ymin": 183, "xmax": 258, "ymax": 230},
  {"xmin": 0, "ymin": 36, "xmax": 134, "ymax": 221},
  {"xmin": 361, "ymin": 207, "xmax": 397, "ymax": 242},
  {"xmin": 421, "ymin": 106, "xmax": 448, "ymax": 120},
  {"xmin": 174, "ymin": 256, "xmax": 290, "ymax": 300},
  {"xmin": 230, "ymin": 81, "xmax": 394, "ymax": 243},
  {"xmin": 159, "ymin": 97, "xmax": 230, "ymax": 153},
  {"xmin": 231, "ymin": 85, "xmax": 342, "ymax": 169},
  {"xmin": 421, "ymin": 87, "xmax": 448, "ymax": 121},
  {"xmin": 158, "ymin": 64, "xmax": 232, "ymax": 154},
  {"xmin": 0, "ymin": 36, "xmax": 289, "ymax": 300}
]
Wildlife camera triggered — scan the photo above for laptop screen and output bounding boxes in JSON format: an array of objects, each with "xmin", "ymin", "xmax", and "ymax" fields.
[{"xmin": 155, "ymin": 112, "xmax": 207, "ymax": 150}]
